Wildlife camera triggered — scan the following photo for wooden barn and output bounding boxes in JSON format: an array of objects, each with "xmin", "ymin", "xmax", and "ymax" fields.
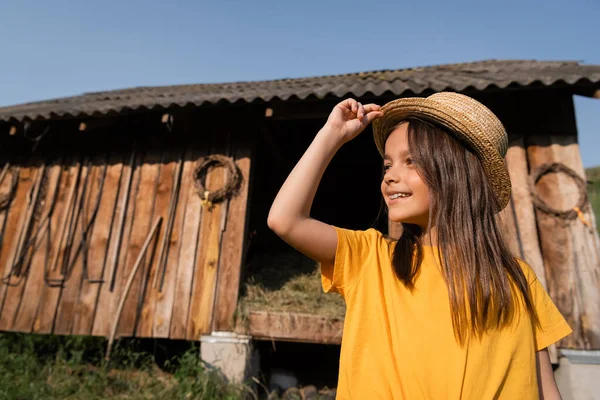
[{"xmin": 0, "ymin": 60, "xmax": 599, "ymax": 368}]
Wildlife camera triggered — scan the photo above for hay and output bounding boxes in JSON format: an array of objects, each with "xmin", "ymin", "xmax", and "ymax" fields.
[{"xmin": 237, "ymin": 250, "xmax": 346, "ymax": 320}]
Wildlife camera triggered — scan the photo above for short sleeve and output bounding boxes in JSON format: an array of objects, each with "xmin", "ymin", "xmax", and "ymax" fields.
[
  {"xmin": 520, "ymin": 262, "xmax": 573, "ymax": 351},
  {"xmin": 320, "ymin": 227, "xmax": 380, "ymax": 297}
]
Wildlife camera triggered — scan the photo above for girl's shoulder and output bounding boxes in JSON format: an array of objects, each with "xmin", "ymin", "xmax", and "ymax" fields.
[{"xmin": 513, "ymin": 258, "xmax": 538, "ymax": 286}]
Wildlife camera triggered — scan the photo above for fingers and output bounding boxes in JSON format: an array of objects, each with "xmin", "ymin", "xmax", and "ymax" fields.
[
  {"xmin": 338, "ymin": 98, "xmax": 359, "ymax": 114},
  {"xmin": 337, "ymin": 98, "xmax": 382, "ymax": 123},
  {"xmin": 363, "ymin": 110, "xmax": 384, "ymax": 125},
  {"xmin": 363, "ymin": 103, "xmax": 381, "ymax": 113},
  {"xmin": 357, "ymin": 102, "xmax": 366, "ymax": 119}
]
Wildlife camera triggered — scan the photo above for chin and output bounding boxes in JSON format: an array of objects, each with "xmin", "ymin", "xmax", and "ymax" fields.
[{"xmin": 388, "ymin": 210, "xmax": 428, "ymax": 227}]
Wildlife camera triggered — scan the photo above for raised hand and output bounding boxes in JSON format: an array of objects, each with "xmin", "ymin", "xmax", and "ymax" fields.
[{"xmin": 324, "ymin": 98, "xmax": 384, "ymax": 144}]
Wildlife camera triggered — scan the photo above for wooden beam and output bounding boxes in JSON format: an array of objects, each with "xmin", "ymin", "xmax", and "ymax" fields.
[{"xmin": 246, "ymin": 311, "xmax": 344, "ymax": 345}]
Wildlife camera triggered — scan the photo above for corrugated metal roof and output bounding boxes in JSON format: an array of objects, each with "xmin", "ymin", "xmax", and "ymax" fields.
[{"xmin": 1, "ymin": 59, "xmax": 599, "ymax": 122}]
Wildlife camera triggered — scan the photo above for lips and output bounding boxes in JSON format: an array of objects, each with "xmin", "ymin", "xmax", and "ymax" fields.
[{"xmin": 387, "ymin": 191, "xmax": 412, "ymax": 205}]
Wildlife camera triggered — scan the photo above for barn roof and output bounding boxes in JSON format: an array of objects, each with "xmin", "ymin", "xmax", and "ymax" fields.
[{"xmin": 1, "ymin": 59, "xmax": 600, "ymax": 122}]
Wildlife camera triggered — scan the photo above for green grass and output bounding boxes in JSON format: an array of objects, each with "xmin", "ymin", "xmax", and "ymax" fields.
[
  {"xmin": 0, "ymin": 333, "xmax": 248, "ymax": 400},
  {"xmin": 586, "ymin": 166, "xmax": 600, "ymax": 229}
]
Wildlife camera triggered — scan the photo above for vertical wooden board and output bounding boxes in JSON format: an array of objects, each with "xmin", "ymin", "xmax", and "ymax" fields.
[
  {"xmin": 136, "ymin": 151, "xmax": 177, "ymax": 337},
  {"xmin": 213, "ymin": 132, "xmax": 254, "ymax": 331},
  {"xmin": 505, "ymin": 138, "xmax": 548, "ymax": 287},
  {"xmin": 497, "ymin": 196, "xmax": 521, "ymax": 258},
  {"xmin": 92, "ymin": 148, "xmax": 136, "ymax": 337},
  {"xmin": 170, "ymin": 132, "xmax": 211, "ymax": 339},
  {"xmin": 186, "ymin": 131, "xmax": 230, "ymax": 340},
  {"xmin": 0, "ymin": 159, "xmax": 11, "ymax": 253},
  {"xmin": 0, "ymin": 167, "xmax": 43, "ymax": 330},
  {"xmin": 527, "ymin": 135, "xmax": 596, "ymax": 349},
  {"xmin": 53, "ymin": 161, "xmax": 92, "ymax": 335},
  {"xmin": 0, "ymin": 158, "xmax": 16, "ymax": 273},
  {"xmin": 0, "ymin": 165, "xmax": 36, "ymax": 319},
  {"xmin": 153, "ymin": 153, "xmax": 187, "ymax": 338},
  {"xmin": 72, "ymin": 154, "xmax": 123, "ymax": 335},
  {"xmin": 116, "ymin": 150, "xmax": 161, "ymax": 338},
  {"xmin": 12, "ymin": 161, "xmax": 63, "ymax": 332},
  {"xmin": 32, "ymin": 160, "xmax": 81, "ymax": 334}
]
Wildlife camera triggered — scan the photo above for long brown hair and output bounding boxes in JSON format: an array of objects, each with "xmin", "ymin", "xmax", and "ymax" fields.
[{"xmin": 389, "ymin": 118, "xmax": 538, "ymax": 344}]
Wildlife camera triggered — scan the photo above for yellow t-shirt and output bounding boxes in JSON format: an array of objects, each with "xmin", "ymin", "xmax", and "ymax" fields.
[{"xmin": 321, "ymin": 227, "xmax": 572, "ymax": 400}]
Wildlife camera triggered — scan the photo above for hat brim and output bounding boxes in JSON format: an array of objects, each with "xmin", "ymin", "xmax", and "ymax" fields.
[{"xmin": 372, "ymin": 97, "xmax": 511, "ymax": 211}]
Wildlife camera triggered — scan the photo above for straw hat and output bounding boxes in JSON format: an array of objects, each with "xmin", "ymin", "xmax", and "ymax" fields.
[{"xmin": 372, "ymin": 92, "xmax": 511, "ymax": 211}]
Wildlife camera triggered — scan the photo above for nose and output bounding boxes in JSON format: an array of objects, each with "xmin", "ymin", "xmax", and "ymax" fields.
[{"xmin": 384, "ymin": 166, "xmax": 401, "ymax": 185}]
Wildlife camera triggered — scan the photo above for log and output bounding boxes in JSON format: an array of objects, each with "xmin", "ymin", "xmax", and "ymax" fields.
[
  {"xmin": 503, "ymin": 137, "xmax": 558, "ymax": 362},
  {"xmin": 527, "ymin": 135, "xmax": 600, "ymax": 349},
  {"xmin": 504, "ymin": 138, "xmax": 549, "ymax": 286}
]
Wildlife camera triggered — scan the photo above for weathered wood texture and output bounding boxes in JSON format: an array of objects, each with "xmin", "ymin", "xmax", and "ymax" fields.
[
  {"xmin": 247, "ymin": 311, "xmax": 344, "ymax": 344},
  {"xmin": 169, "ymin": 120, "xmax": 212, "ymax": 340},
  {"xmin": 212, "ymin": 129, "xmax": 254, "ymax": 332},
  {"xmin": 0, "ymin": 114, "xmax": 254, "ymax": 341},
  {"xmin": 186, "ymin": 128, "xmax": 230, "ymax": 340},
  {"xmin": 0, "ymin": 163, "xmax": 40, "ymax": 330},
  {"xmin": 524, "ymin": 93, "xmax": 600, "ymax": 349},
  {"xmin": 12, "ymin": 161, "xmax": 63, "ymax": 332},
  {"xmin": 498, "ymin": 137, "xmax": 558, "ymax": 362}
]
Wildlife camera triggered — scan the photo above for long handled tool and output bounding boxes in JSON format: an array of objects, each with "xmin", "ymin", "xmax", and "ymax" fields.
[{"xmin": 105, "ymin": 216, "xmax": 162, "ymax": 361}]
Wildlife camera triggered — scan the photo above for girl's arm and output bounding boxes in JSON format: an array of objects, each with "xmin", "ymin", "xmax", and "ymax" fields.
[
  {"xmin": 536, "ymin": 348, "xmax": 562, "ymax": 400},
  {"xmin": 267, "ymin": 99, "xmax": 382, "ymax": 264}
]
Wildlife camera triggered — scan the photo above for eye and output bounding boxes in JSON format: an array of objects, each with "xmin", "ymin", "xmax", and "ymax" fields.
[
  {"xmin": 406, "ymin": 157, "xmax": 414, "ymax": 166},
  {"xmin": 383, "ymin": 164, "xmax": 391, "ymax": 172}
]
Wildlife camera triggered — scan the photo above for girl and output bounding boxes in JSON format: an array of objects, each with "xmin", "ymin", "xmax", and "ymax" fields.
[{"xmin": 267, "ymin": 93, "xmax": 571, "ymax": 399}]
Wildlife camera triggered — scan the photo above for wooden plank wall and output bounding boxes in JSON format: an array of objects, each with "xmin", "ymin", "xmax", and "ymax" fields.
[{"xmin": 0, "ymin": 111, "xmax": 254, "ymax": 341}]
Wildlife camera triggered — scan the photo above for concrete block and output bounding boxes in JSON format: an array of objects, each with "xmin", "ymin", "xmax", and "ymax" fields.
[
  {"xmin": 555, "ymin": 350, "xmax": 600, "ymax": 400},
  {"xmin": 200, "ymin": 331, "xmax": 259, "ymax": 384}
]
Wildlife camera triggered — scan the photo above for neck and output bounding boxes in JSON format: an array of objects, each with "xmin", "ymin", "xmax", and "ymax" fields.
[{"xmin": 420, "ymin": 225, "xmax": 438, "ymax": 246}]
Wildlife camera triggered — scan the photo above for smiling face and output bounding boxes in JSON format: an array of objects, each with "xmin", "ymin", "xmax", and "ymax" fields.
[{"xmin": 381, "ymin": 122, "xmax": 430, "ymax": 229}]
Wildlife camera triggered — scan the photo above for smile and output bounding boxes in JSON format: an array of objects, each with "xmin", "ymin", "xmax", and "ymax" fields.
[{"xmin": 389, "ymin": 192, "xmax": 411, "ymax": 199}]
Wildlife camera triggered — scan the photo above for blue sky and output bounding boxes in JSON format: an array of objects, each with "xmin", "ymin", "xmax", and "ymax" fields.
[{"xmin": 1, "ymin": 0, "xmax": 599, "ymax": 166}]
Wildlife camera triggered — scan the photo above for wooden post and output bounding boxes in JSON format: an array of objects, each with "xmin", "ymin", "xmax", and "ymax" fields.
[{"xmin": 524, "ymin": 92, "xmax": 600, "ymax": 349}]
